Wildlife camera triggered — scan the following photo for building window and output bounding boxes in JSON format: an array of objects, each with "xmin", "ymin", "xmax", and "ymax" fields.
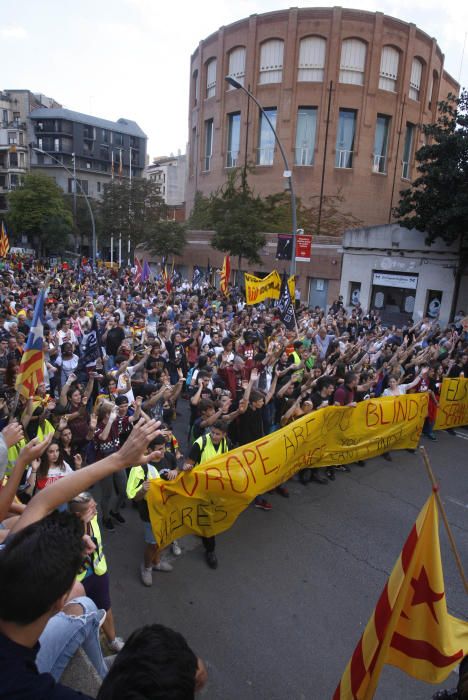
[
  {"xmin": 7, "ymin": 132, "xmax": 17, "ymax": 145},
  {"xmin": 54, "ymin": 138, "xmax": 60, "ymax": 152},
  {"xmin": 192, "ymin": 69, "xmax": 199, "ymax": 105},
  {"xmin": 257, "ymin": 108, "xmax": 276, "ymax": 165},
  {"xmin": 402, "ymin": 122, "xmax": 415, "ymax": 179},
  {"xmin": 379, "ymin": 46, "xmax": 399, "ymax": 91},
  {"xmin": 298, "ymin": 36, "xmax": 326, "ymax": 82},
  {"xmin": 227, "ymin": 47, "xmax": 246, "ymax": 87},
  {"xmin": 259, "ymin": 39, "xmax": 284, "ymax": 84},
  {"xmin": 19, "ymin": 153, "xmax": 25, "ymax": 168},
  {"xmin": 83, "ymin": 125, "xmax": 95, "ymax": 140},
  {"xmin": 13, "ymin": 112, "xmax": 20, "ymax": 127},
  {"xmin": 68, "ymin": 178, "xmax": 88, "ymax": 195},
  {"xmin": 339, "ymin": 38, "xmax": 366, "ymax": 85},
  {"xmin": 86, "ymin": 161, "xmax": 91, "ymax": 169},
  {"xmin": 373, "ymin": 114, "xmax": 391, "ymax": 174},
  {"xmin": 335, "ymin": 109, "xmax": 356, "ymax": 168},
  {"xmin": 37, "ymin": 138, "xmax": 43, "ymax": 151},
  {"xmin": 409, "ymin": 58, "xmax": 423, "ymax": 101},
  {"xmin": 2, "ymin": 110, "xmax": 7, "ymax": 126},
  {"xmin": 19, "ymin": 132, "xmax": 24, "ymax": 146},
  {"xmin": 206, "ymin": 59, "xmax": 217, "ymax": 99},
  {"xmin": 9, "ymin": 152, "xmax": 18, "ymax": 168},
  {"xmin": 97, "ymin": 181, "xmax": 101, "ymax": 193},
  {"xmin": 102, "ymin": 130, "xmax": 109, "ymax": 144},
  {"xmin": 114, "ymin": 133, "xmax": 123, "ymax": 146},
  {"xmin": 428, "ymin": 70, "xmax": 439, "ymax": 110},
  {"xmin": 100, "ymin": 145, "xmax": 109, "ymax": 160},
  {"xmin": 295, "ymin": 107, "xmax": 317, "ymax": 165},
  {"xmin": 226, "ymin": 112, "xmax": 241, "ymax": 168},
  {"xmin": 203, "ymin": 119, "xmax": 213, "ymax": 171}
]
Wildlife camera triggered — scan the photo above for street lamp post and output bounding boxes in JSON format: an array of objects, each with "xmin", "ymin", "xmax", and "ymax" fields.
[
  {"xmin": 32, "ymin": 147, "xmax": 97, "ymax": 266},
  {"xmin": 225, "ymin": 76, "xmax": 298, "ymax": 277}
]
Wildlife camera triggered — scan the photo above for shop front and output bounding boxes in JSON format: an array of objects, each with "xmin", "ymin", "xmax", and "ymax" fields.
[{"xmin": 370, "ymin": 271, "xmax": 418, "ymax": 324}]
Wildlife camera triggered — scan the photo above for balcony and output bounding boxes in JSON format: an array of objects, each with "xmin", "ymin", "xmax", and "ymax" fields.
[{"xmin": 294, "ymin": 147, "xmax": 314, "ymax": 166}]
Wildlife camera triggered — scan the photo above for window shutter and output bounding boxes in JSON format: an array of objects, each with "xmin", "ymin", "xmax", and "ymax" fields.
[
  {"xmin": 259, "ymin": 39, "xmax": 284, "ymax": 84},
  {"xmin": 298, "ymin": 37, "xmax": 326, "ymax": 82},
  {"xmin": 409, "ymin": 58, "xmax": 422, "ymax": 100},
  {"xmin": 228, "ymin": 47, "xmax": 246, "ymax": 85},
  {"xmin": 379, "ymin": 46, "xmax": 399, "ymax": 91},
  {"xmin": 339, "ymin": 39, "xmax": 366, "ymax": 85}
]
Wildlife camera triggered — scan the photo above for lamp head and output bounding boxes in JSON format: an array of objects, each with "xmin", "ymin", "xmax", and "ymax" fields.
[{"xmin": 225, "ymin": 75, "xmax": 242, "ymax": 90}]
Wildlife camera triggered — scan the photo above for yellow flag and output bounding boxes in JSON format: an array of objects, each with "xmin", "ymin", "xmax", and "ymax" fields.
[
  {"xmin": 287, "ymin": 274, "xmax": 295, "ymax": 300},
  {"xmin": 334, "ymin": 493, "xmax": 468, "ymax": 699}
]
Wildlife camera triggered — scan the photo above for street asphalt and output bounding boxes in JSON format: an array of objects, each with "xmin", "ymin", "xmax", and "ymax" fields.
[{"xmin": 102, "ymin": 405, "xmax": 468, "ymax": 700}]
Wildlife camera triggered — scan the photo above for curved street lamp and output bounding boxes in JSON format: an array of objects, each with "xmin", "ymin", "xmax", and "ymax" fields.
[
  {"xmin": 225, "ymin": 76, "xmax": 298, "ymax": 277},
  {"xmin": 32, "ymin": 146, "xmax": 97, "ymax": 266}
]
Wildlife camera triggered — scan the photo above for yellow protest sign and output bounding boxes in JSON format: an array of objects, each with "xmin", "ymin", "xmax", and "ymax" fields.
[
  {"xmin": 147, "ymin": 394, "xmax": 428, "ymax": 548},
  {"xmin": 244, "ymin": 270, "xmax": 281, "ymax": 305},
  {"xmin": 434, "ymin": 378, "xmax": 468, "ymax": 430},
  {"xmin": 288, "ymin": 275, "xmax": 295, "ymax": 300}
]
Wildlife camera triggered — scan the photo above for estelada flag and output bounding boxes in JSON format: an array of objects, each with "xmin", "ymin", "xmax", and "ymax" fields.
[
  {"xmin": 220, "ymin": 255, "xmax": 230, "ymax": 295},
  {"xmin": 0, "ymin": 221, "xmax": 10, "ymax": 258},
  {"xmin": 15, "ymin": 288, "xmax": 46, "ymax": 398},
  {"xmin": 334, "ymin": 493, "xmax": 468, "ymax": 699}
]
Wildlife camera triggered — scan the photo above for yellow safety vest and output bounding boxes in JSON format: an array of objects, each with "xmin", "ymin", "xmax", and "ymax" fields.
[
  {"xmin": 6, "ymin": 420, "xmax": 55, "ymax": 477},
  {"xmin": 77, "ymin": 515, "xmax": 107, "ymax": 581},
  {"xmin": 194, "ymin": 434, "xmax": 229, "ymax": 465},
  {"xmin": 290, "ymin": 350, "xmax": 304, "ymax": 383}
]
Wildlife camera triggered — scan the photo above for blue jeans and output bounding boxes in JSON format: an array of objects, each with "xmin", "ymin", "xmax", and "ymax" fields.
[{"xmin": 36, "ymin": 596, "xmax": 108, "ymax": 681}]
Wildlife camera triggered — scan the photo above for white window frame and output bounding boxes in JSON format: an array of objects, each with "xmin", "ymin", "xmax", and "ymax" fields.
[
  {"xmin": 259, "ymin": 39, "xmax": 284, "ymax": 84},
  {"xmin": 379, "ymin": 46, "xmax": 399, "ymax": 92},
  {"xmin": 409, "ymin": 58, "xmax": 423, "ymax": 101},
  {"xmin": 339, "ymin": 38, "xmax": 367, "ymax": 85},
  {"xmin": 227, "ymin": 47, "xmax": 246, "ymax": 87},
  {"xmin": 206, "ymin": 59, "xmax": 217, "ymax": 99},
  {"xmin": 298, "ymin": 36, "xmax": 326, "ymax": 82}
]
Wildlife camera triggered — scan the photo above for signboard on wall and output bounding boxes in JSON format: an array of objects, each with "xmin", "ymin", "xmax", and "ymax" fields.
[
  {"xmin": 372, "ymin": 272, "xmax": 418, "ymax": 289},
  {"xmin": 295, "ymin": 234, "xmax": 312, "ymax": 262}
]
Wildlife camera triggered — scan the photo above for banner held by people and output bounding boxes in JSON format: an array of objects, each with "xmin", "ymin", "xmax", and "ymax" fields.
[
  {"xmin": 244, "ymin": 270, "xmax": 281, "ymax": 305},
  {"xmin": 147, "ymin": 393, "xmax": 429, "ymax": 549},
  {"xmin": 333, "ymin": 493, "xmax": 468, "ymax": 699},
  {"xmin": 434, "ymin": 377, "xmax": 468, "ymax": 430}
]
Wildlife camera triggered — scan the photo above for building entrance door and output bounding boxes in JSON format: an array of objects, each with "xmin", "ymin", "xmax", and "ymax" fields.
[{"xmin": 308, "ymin": 278, "xmax": 328, "ymax": 309}]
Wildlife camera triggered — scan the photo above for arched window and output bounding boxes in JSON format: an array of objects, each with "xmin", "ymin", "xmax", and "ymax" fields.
[
  {"xmin": 192, "ymin": 69, "xmax": 199, "ymax": 105},
  {"xmin": 227, "ymin": 47, "xmax": 246, "ymax": 87},
  {"xmin": 409, "ymin": 58, "xmax": 423, "ymax": 101},
  {"xmin": 206, "ymin": 58, "xmax": 217, "ymax": 99},
  {"xmin": 339, "ymin": 38, "xmax": 367, "ymax": 85},
  {"xmin": 259, "ymin": 39, "xmax": 284, "ymax": 84},
  {"xmin": 298, "ymin": 36, "xmax": 326, "ymax": 82},
  {"xmin": 379, "ymin": 46, "xmax": 399, "ymax": 92},
  {"xmin": 429, "ymin": 69, "xmax": 439, "ymax": 109}
]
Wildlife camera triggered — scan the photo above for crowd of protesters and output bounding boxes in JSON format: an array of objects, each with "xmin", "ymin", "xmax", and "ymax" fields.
[{"xmin": 0, "ymin": 253, "xmax": 466, "ymax": 699}]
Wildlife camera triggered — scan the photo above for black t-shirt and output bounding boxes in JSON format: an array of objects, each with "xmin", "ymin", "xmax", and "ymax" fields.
[
  {"xmin": 154, "ymin": 452, "xmax": 177, "ymax": 479},
  {"xmin": 311, "ymin": 391, "xmax": 333, "ymax": 410},
  {"xmin": 238, "ymin": 406, "xmax": 264, "ymax": 445},
  {"xmin": 105, "ymin": 327, "xmax": 125, "ymax": 355},
  {"xmin": 0, "ymin": 632, "xmax": 89, "ymax": 699}
]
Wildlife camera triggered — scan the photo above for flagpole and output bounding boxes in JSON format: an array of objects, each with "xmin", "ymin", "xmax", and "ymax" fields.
[{"xmin": 419, "ymin": 446, "xmax": 468, "ymax": 594}]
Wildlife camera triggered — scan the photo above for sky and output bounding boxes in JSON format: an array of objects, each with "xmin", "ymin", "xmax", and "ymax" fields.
[{"xmin": 2, "ymin": 0, "xmax": 467, "ymax": 159}]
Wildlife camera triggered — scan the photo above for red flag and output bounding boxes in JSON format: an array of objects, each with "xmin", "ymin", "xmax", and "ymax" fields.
[{"xmin": 134, "ymin": 256, "xmax": 143, "ymax": 284}]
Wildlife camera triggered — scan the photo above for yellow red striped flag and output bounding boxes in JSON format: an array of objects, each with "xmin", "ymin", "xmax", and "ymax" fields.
[
  {"xmin": 0, "ymin": 221, "xmax": 10, "ymax": 258},
  {"xmin": 15, "ymin": 288, "xmax": 46, "ymax": 398},
  {"xmin": 334, "ymin": 493, "xmax": 468, "ymax": 699},
  {"xmin": 220, "ymin": 255, "xmax": 230, "ymax": 295}
]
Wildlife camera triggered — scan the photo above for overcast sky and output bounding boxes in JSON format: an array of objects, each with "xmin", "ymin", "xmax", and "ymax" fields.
[{"xmin": 2, "ymin": 0, "xmax": 466, "ymax": 159}]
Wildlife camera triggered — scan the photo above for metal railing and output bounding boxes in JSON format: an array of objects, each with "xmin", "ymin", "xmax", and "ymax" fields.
[
  {"xmin": 226, "ymin": 150, "xmax": 239, "ymax": 168},
  {"xmin": 256, "ymin": 146, "xmax": 274, "ymax": 166},
  {"xmin": 401, "ymin": 160, "xmax": 410, "ymax": 179},
  {"xmin": 294, "ymin": 147, "xmax": 313, "ymax": 166},
  {"xmin": 372, "ymin": 154, "xmax": 387, "ymax": 174},
  {"xmin": 335, "ymin": 149, "xmax": 354, "ymax": 169}
]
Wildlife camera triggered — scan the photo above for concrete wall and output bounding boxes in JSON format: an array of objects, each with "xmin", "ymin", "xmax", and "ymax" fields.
[{"xmin": 339, "ymin": 224, "xmax": 460, "ymax": 324}]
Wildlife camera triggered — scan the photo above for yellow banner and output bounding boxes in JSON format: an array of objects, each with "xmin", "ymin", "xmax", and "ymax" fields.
[
  {"xmin": 288, "ymin": 274, "xmax": 295, "ymax": 300},
  {"xmin": 434, "ymin": 377, "xmax": 468, "ymax": 430},
  {"xmin": 244, "ymin": 270, "xmax": 281, "ymax": 305},
  {"xmin": 147, "ymin": 394, "xmax": 428, "ymax": 548}
]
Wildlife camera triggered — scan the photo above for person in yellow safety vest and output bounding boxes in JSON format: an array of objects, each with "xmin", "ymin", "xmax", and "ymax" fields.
[
  {"xmin": 6, "ymin": 419, "xmax": 54, "ymax": 477},
  {"xmin": 182, "ymin": 420, "xmax": 230, "ymax": 570},
  {"xmin": 287, "ymin": 340, "xmax": 305, "ymax": 383},
  {"xmin": 126, "ymin": 434, "xmax": 178, "ymax": 588},
  {"xmin": 68, "ymin": 491, "xmax": 125, "ymax": 653}
]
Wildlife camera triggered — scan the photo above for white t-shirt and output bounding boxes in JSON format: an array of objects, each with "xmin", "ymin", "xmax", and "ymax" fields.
[{"xmin": 382, "ymin": 383, "xmax": 411, "ymax": 397}]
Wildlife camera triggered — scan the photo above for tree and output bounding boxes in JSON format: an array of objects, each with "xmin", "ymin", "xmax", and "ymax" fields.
[
  {"xmin": 188, "ymin": 191, "xmax": 214, "ymax": 230},
  {"xmin": 262, "ymin": 190, "xmax": 362, "ymax": 236},
  {"xmin": 395, "ymin": 90, "xmax": 468, "ymax": 246},
  {"xmin": 208, "ymin": 170, "xmax": 267, "ymax": 268},
  {"xmin": 144, "ymin": 220, "xmax": 187, "ymax": 258},
  {"xmin": 7, "ymin": 173, "xmax": 73, "ymax": 256},
  {"xmin": 100, "ymin": 179, "xmax": 167, "ymax": 252}
]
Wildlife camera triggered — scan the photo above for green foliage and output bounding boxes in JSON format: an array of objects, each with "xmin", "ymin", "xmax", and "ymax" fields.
[
  {"xmin": 144, "ymin": 220, "xmax": 187, "ymax": 257},
  {"xmin": 395, "ymin": 90, "xmax": 468, "ymax": 246},
  {"xmin": 188, "ymin": 191, "xmax": 214, "ymax": 230},
  {"xmin": 7, "ymin": 173, "xmax": 73, "ymax": 254},
  {"xmin": 100, "ymin": 178, "xmax": 167, "ymax": 249},
  {"xmin": 210, "ymin": 170, "xmax": 267, "ymax": 266}
]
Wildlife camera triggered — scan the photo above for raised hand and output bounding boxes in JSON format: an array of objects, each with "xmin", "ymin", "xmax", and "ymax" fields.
[
  {"xmin": 2, "ymin": 421, "xmax": 24, "ymax": 448},
  {"xmin": 19, "ymin": 433, "xmax": 53, "ymax": 463},
  {"xmin": 74, "ymin": 454, "xmax": 83, "ymax": 470},
  {"xmin": 115, "ymin": 417, "xmax": 162, "ymax": 467}
]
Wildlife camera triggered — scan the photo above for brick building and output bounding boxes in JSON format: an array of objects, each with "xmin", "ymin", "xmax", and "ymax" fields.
[{"xmin": 186, "ymin": 7, "xmax": 458, "ymax": 227}]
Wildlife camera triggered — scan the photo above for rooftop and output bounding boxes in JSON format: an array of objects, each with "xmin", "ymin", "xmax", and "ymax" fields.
[{"xmin": 29, "ymin": 107, "xmax": 147, "ymax": 139}]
